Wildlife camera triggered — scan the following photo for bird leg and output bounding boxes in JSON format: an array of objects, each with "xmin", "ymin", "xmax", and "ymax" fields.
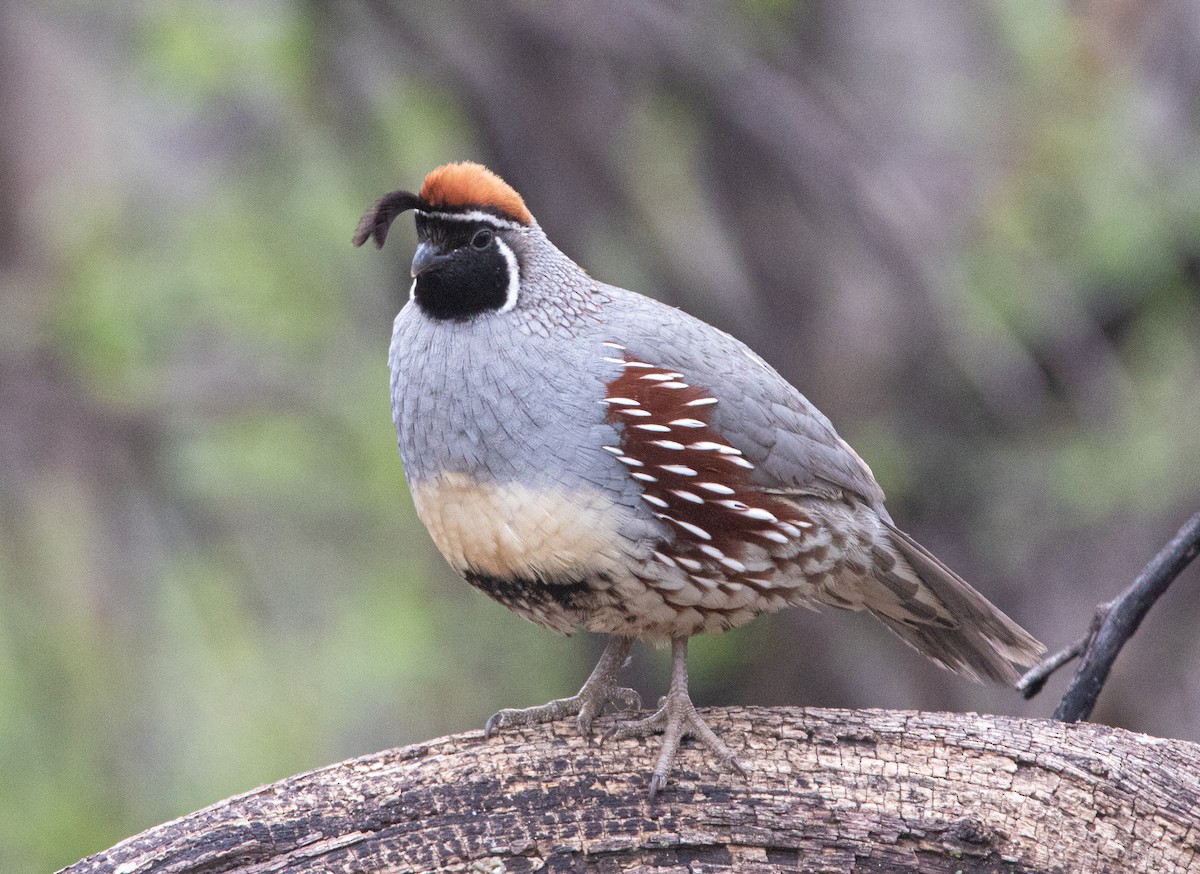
[
  {"xmin": 611, "ymin": 636, "xmax": 746, "ymax": 800},
  {"xmin": 484, "ymin": 636, "xmax": 642, "ymax": 738}
]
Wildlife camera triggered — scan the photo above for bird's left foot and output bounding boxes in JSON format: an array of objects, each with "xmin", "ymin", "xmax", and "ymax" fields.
[
  {"xmin": 484, "ymin": 636, "xmax": 640, "ymax": 739},
  {"xmin": 611, "ymin": 638, "xmax": 746, "ymax": 800}
]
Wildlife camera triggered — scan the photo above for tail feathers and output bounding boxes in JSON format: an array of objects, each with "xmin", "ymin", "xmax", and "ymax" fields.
[{"xmin": 867, "ymin": 524, "xmax": 1044, "ymax": 685}]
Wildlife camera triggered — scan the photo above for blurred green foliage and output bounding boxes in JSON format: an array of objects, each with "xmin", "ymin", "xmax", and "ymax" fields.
[{"xmin": 4, "ymin": 5, "xmax": 575, "ymax": 869}]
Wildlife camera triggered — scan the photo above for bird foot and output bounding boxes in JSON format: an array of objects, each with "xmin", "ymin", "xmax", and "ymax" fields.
[
  {"xmin": 484, "ymin": 683, "xmax": 642, "ymax": 738},
  {"xmin": 485, "ymin": 636, "xmax": 745, "ymax": 801},
  {"xmin": 484, "ymin": 637, "xmax": 641, "ymax": 739},
  {"xmin": 609, "ymin": 652, "xmax": 746, "ymax": 800}
]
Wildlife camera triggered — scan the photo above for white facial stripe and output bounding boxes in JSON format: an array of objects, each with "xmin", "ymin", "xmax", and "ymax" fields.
[
  {"xmin": 494, "ymin": 236, "xmax": 521, "ymax": 313},
  {"xmin": 416, "ymin": 209, "xmax": 525, "ymax": 231}
]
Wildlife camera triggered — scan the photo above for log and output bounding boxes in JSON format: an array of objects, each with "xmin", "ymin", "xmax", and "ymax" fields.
[{"xmin": 61, "ymin": 707, "xmax": 1200, "ymax": 874}]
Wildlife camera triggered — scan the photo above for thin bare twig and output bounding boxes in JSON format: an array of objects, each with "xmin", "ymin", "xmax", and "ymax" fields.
[
  {"xmin": 1017, "ymin": 605, "xmax": 1108, "ymax": 699},
  {"xmin": 1019, "ymin": 513, "xmax": 1200, "ymax": 722}
]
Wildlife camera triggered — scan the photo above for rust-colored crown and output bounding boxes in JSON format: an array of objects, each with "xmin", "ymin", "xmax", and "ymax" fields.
[
  {"xmin": 419, "ymin": 162, "xmax": 533, "ymax": 226},
  {"xmin": 352, "ymin": 162, "xmax": 534, "ymax": 249}
]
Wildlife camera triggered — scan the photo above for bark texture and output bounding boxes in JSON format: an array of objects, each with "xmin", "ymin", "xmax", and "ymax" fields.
[{"xmin": 62, "ymin": 707, "xmax": 1200, "ymax": 874}]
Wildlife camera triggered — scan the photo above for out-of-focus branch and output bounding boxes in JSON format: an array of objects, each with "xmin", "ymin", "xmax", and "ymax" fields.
[
  {"xmin": 1016, "ymin": 607, "xmax": 1104, "ymax": 699},
  {"xmin": 1018, "ymin": 513, "xmax": 1200, "ymax": 721}
]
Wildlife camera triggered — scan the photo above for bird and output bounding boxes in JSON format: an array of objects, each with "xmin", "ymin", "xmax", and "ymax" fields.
[{"xmin": 354, "ymin": 161, "xmax": 1044, "ymax": 799}]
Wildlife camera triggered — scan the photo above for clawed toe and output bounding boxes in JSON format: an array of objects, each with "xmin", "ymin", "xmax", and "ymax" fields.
[
  {"xmin": 577, "ymin": 685, "xmax": 642, "ymax": 737},
  {"xmin": 608, "ymin": 705, "xmax": 667, "ymax": 740},
  {"xmin": 484, "ymin": 697, "xmax": 574, "ymax": 737},
  {"xmin": 610, "ymin": 638, "xmax": 746, "ymax": 800},
  {"xmin": 611, "ymin": 686, "xmax": 644, "ymax": 711},
  {"xmin": 484, "ymin": 637, "xmax": 639, "ymax": 740},
  {"xmin": 611, "ymin": 695, "xmax": 744, "ymax": 800}
]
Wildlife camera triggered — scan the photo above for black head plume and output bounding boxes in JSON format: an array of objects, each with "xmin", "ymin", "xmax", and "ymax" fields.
[{"xmin": 352, "ymin": 190, "xmax": 428, "ymax": 249}]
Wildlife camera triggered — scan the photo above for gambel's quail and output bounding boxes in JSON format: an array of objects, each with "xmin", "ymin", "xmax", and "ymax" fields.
[{"xmin": 354, "ymin": 161, "xmax": 1044, "ymax": 799}]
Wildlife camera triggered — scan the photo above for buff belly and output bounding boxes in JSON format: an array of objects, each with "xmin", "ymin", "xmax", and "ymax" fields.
[{"xmin": 407, "ymin": 473, "xmax": 849, "ymax": 642}]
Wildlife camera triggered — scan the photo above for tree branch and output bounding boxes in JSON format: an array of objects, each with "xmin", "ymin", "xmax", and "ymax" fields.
[
  {"xmin": 1018, "ymin": 513, "xmax": 1200, "ymax": 721},
  {"xmin": 60, "ymin": 707, "xmax": 1200, "ymax": 874},
  {"xmin": 1017, "ymin": 605, "xmax": 1107, "ymax": 699}
]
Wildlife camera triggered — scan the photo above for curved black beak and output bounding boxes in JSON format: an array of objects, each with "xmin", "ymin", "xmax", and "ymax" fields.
[{"xmin": 411, "ymin": 242, "xmax": 451, "ymax": 278}]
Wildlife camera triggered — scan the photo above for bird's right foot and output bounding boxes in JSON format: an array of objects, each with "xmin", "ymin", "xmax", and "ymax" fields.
[
  {"xmin": 484, "ymin": 636, "xmax": 641, "ymax": 739},
  {"xmin": 608, "ymin": 636, "xmax": 745, "ymax": 800}
]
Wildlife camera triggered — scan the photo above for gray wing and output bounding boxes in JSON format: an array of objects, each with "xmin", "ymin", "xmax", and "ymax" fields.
[{"xmin": 600, "ymin": 285, "xmax": 887, "ymax": 510}]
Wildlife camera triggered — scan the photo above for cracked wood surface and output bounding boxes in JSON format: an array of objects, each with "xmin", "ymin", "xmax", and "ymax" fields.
[{"xmin": 61, "ymin": 707, "xmax": 1200, "ymax": 874}]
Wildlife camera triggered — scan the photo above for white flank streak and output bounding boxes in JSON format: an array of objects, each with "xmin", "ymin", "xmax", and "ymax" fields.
[
  {"xmin": 684, "ymin": 397, "xmax": 719, "ymax": 407},
  {"xmin": 758, "ymin": 530, "xmax": 790, "ymax": 544},
  {"xmin": 671, "ymin": 489, "xmax": 704, "ymax": 504},
  {"xmin": 676, "ymin": 557, "xmax": 703, "ymax": 571},
  {"xmin": 717, "ymin": 499, "xmax": 749, "ymax": 511},
  {"xmin": 650, "ymin": 440, "xmax": 686, "ymax": 450},
  {"xmin": 670, "ymin": 518, "xmax": 712, "ymax": 541},
  {"xmin": 631, "ymin": 472, "xmax": 658, "ymax": 482},
  {"xmin": 741, "ymin": 507, "xmax": 778, "ymax": 522},
  {"xmin": 601, "ymin": 446, "xmax": 623, "ymax": 455},
  {"xmin": 698, "ymin": 544, "xmax": 726, "ymax": 560},
  {"xmin": 720, "ymin": 557, "xmax": 748, "ymax": 573},
  {"xmin": 687, "ymin": 441, "xmax": 728, "ymax": 452},
  {"xmin": 640, "ymin": 372, "xmax": 683, "ymax": 381},
  {"xmin": 656, "ymin": 381, "xmax": 689, "ymax": 389},
  {"xmin": 494, "ymin": 238, "xmax": 521, "ymax": 313},
  {"xmin": 726, "ymin": 457, "xmax": 755, "ymax": 469},
  {"xmin": 635, "ymin": 423, "xmax": 671, "ymax": 432},
  {"xmin": 777, "ymin": 522, "xmax": 803, "ymax": 537},
  {"xmin": 621, "ymin": 361, "xmax": 655, "ymax": 369},
  {"xmin": 602, "ymin": 357, "xmax": 626, "ymax": 364},
  {"xmin": 698, "ymin": 482, "xmax": 737, "ymax": 495},
  {"xmin": 690, "ymin": 575, "xmax": 718, "ymax": 589},
  {"xmin": 642, "ymin": 494, "xmax": 669, "ymax": 508},
  {"xmin": 620, "ymin": 408, "xmax": 652, "ymax": 417},
  {"xmin": 659, "ymin": 464, "xmax": 698, "ymax": 476},
  {"xmin": 617, "ymin": 456, "xmax": 644, "ymax": 467},
  {"xmin": 601, "ymin": 341, "xmax": 626, "ymax": 349},
  {"xmin": 653, "ymin": 550, "xmax": 677, "ymax": 567},
  {"xmin": 794, "ymin": 519, "xmax": 814, "ymax": 528},
  {"xmin": 603, "ymin": 397, "xmax": 640, "ymax": 406},
  {"xmin": 669, "ymin": 418, "xmax": 706, "ymax": 428}
]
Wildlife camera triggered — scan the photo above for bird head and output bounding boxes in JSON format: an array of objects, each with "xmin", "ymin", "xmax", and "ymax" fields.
[{"xmin": 353, "ymin": 162, "xmax": 536, "ymax": 321}]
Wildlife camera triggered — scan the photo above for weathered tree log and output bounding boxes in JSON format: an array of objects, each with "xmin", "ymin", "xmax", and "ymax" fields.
[{"xmin": 62, "ymin": 707, "xmax": 1200, "ymax": 874}]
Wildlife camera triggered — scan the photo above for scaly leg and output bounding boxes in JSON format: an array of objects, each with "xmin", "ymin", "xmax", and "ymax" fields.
[
  {"xmin": 612, "ymin": 637, "xmax": 746, "ymax": 800},
  {"xmin": 485, "ymin": 636, "xmax": 642, "ymax": 738}
]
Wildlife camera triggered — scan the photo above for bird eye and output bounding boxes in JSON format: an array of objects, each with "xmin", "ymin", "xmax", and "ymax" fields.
[{"xmin": 470, "ymin": 229, "xmax": 494, "ymax": 250}]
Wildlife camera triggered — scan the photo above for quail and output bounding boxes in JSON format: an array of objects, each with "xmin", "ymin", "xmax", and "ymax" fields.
[{"xmin": 354, "ymin": 161, "xmax": 1044, "ymax": 799}]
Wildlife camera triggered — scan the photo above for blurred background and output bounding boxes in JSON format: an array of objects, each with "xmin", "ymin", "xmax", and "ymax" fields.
[{"xmin": 2, "ymin": 0, "xmax": 1199, "ymax": 869}]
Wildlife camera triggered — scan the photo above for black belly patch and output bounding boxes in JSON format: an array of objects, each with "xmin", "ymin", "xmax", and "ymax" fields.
[{"xmin": 463, "ymin": 569, "xmax": 604, "ymax": 615}]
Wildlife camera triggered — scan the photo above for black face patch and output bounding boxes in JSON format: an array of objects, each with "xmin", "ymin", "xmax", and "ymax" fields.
[{"xmin": 412, "ymin": 216, "xmax": 513, "ymax": 321}]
